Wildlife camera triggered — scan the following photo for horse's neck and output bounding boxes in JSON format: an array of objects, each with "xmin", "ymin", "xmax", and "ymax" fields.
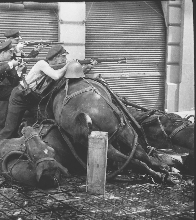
[
  {"xmin": 65, "ymin": 79, "xmax": 88, "ymax": 94},
  {"xmin": 24, "ymin": 131, "xmax": 41, "ymax": 148}
]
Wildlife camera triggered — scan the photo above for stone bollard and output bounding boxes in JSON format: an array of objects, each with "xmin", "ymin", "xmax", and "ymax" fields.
[{"xmin": 86, "ymin": 131, "xmax": 108, "ymax": 196}]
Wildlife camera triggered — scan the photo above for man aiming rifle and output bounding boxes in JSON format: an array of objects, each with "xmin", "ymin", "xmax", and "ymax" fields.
[
  {"xmin": 0, "ymin": 29, "xmax": 44, "ymax": 130},
  {"xmin": 21, "ymin": 40, "xmax": 65, "ymax": 47}
]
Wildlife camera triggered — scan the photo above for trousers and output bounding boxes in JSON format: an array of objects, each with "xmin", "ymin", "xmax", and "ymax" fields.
[
  {"xmin": 0, "ymin": 81, "xmax": 16, "ymax": 130},
  {"xmin": 0, "ymin": 86, "xmax": 37, "ymax": 140},
  {"xmin": 0, "ymin": 85, "xmax": 14, "ymax": 101}
]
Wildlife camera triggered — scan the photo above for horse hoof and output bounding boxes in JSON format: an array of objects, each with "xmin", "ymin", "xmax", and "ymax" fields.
[{"xmin": 164, "ymin": 174, "xmax": 181, "ymax": 185}]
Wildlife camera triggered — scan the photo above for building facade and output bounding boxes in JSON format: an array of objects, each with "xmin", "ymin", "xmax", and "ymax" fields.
[{"xmin": 0, "ymin": 0, "xmax": 194, "ymax": 112}]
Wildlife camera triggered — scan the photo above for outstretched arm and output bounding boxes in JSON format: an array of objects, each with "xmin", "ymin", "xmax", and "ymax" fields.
[
  {"xmin": 33, "ymin": 60, "xmax": 68, "ymax": 80},
  {"xmin": 26, "ymin": 44, "xmax": 44, "ymax": 58}
]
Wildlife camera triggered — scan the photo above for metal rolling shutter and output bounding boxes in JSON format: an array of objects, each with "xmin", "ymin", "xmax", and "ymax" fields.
[
  {"xmin": 85, "ymin": 1, "xmax": 166, "ymax": 110},
  {"xmin": 0, "ymin": 9, "xmax": 58, "ymax": 70}
]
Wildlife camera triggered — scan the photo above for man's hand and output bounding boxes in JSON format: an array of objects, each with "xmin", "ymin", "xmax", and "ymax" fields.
[
  {"xmin": 15, "ymin": 42, "xmax": 25, "ymax": 53},
  {"xmin": 90, "ymin": 59, "xmax": 98, "ymax": 66},
  {"xmin": 9, "ymin": 59, "xmax": 19, "ymax": 68},
  {"xmin": 17, "ymin": 63, "xmax": 27, "ymax": 77},
  {"xmin": 33, "ymin": 44, "xmax": 44, "ymax": 52}
]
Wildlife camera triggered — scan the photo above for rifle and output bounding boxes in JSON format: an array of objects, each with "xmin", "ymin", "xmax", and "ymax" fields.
[
  {"xmin": 10, "ymin": 57, "xmax": 127, "ymax": 65},
  {"xmin": 0, "ymin": 57, "xmax": 127, "ymax": 70},
  {"xmin": 77, "ymin": 57, "xmax": 126, "ymax": 65},
  {"xmin": 16, "ymin": 57, "xmax": 42, "ymax": 63},
  {"xmin": 22, "ymin": 40, "xmax": 65, "ymax": 47}
]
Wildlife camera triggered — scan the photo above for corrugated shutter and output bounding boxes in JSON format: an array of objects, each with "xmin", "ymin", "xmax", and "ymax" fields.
[
  {"xmin": 0, "ymin": 9, "xmax": 58, "ymax": 70},
  {"xmin": 85, "ymin": 1, "xmax": 166, "ymax": 110}
]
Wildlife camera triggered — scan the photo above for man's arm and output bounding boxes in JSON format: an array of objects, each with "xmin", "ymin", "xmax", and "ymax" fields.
[
  {"xmin": 34, "ymin": 60, "xmax": 68, "ymax": 80},
  {"xmin": 15, "ymin": 43, "xmax": 44, "ymax": 58},
  {"xmin": 26, "ymin": 44, "xmax": 44, "ymax": 58},
  {"xmin": 82, "ymin": 60, "xmax": 98, "ymax": 74}
]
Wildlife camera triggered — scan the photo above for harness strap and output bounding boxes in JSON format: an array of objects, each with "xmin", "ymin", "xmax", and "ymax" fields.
[
  {"xmin": 157, "ymin": 116, "xmax": 169, "ymax": 138},
  {"xmin": 59, "ymin": 82, "xmax": 124, "ymax": 131},
  {"xmin": 62, "ymin": 86, "xmax": 93, "ymax": 107},
  {"xmin": 169, "ymin": 123, "xmax": 190, "ymax": 139},
  {"xmin": 35, "ymin": 157, "xmax": 56, "ymax": 167},
  {"xmin": 24, "ymin": 133, "xmax": 39, "ymax": 142},
  {"xmin": 58, "ymin": 86, "xmax": 93, "ymax": 125}
]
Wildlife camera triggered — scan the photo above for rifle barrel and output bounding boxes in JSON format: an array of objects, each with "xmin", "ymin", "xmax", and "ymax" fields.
[
  {"xmin": 24, "ymin": 41, "xmax": 65, "ymax": 46},
  {"xmin": 77, "ymin": 57, "xmax": 126, "ymax": 65},
  {"xmin": 97, "ymin": 57, "xmax": 126, "ymax": 62}
]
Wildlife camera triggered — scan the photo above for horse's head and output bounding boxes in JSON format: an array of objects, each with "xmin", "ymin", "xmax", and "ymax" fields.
[
  {"xmin": 22, "ymin": 126, "xmax": 55, "ymax": 160},
  {"xmin": 158, "ymin": 113, "xmax": 194, "ymax": 152},
  {"xmin": 139, "ymin": 112, "xmax": 194, "ymax": 175},
  {"xmin": 21, "ymin": 125, "xmax": 70, "ymax": 187},
  {"xmin": 36, "ymin": 158, "xmax": 70, "ymax": 188},
  {"xmin": 136, "ymin": 111, "xmax": 194, "ymax": 152}
]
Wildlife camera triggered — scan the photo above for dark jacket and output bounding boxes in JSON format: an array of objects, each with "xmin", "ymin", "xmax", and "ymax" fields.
[
  {"xmin": 0, "ymin": 62, "xmax": 19, "ymax": 85},
  {"xmin": 0, "ymin": 49, "xmax": 40, "ymax": 85}
]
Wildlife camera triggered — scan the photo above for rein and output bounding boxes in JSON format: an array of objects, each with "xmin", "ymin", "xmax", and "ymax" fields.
[{"xmin": 169, "ymin": 121, "xmax": 192, "ymax": 139}]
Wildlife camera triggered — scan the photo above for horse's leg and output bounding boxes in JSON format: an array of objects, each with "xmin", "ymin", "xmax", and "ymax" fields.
[
  {"xmin": 107, "ymin": 144, "xmax": 167, "ymax": 182},
  {"xmin": 118, "ymin": 126, "xmax": 170, "ymax": 174}
]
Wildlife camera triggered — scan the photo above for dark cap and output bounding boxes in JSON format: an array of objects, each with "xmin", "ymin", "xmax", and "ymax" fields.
[
  {"xmin": 46, "ymin": 45, "xmax": 69, "ymax": 60},
  {"xmin": 4, "ymin": 29, "xmax": 20, "ymax": 38},
  {"xmin": 0, "ymin": 39, "xmax": 13, "ymax": 53}
]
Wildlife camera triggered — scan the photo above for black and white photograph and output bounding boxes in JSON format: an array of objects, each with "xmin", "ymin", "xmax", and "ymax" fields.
[{"xmin": 0, "ymin": 1, "xmax": 194, "ymax": 219}]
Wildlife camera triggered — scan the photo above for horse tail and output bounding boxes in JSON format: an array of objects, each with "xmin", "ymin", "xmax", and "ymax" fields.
[{"xmin": 73, "ymin": 112, "xmax": 92, "ymax": 146}]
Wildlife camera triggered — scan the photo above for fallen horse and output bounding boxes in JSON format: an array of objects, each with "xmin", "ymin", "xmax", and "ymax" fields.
[
  {"xmin": 120, "ymin": 100, "xmax": 194, "ymax": 175},
  {"xmin": 0, "ymin": 126, "xmax": 69, "ymax": 188},
  {"xmin": 88, "ymin": 78, "xmax": 194, "ymax": 176},
  {"xmin": 0, "ymin": 65, "xmax": 183, "ymax": 187},
  {"xmin": 51, "ymin": 75, "xmax": 179, "ymax": 184}
]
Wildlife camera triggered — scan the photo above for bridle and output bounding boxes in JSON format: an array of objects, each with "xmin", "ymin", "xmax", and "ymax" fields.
[
  {"xmin": 169, "ymin": 120, "xmax": 192, "ymax": 139},
  {"xmin": 141, "ymin": 110, "xmax": 194, "ymax": 146}
]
